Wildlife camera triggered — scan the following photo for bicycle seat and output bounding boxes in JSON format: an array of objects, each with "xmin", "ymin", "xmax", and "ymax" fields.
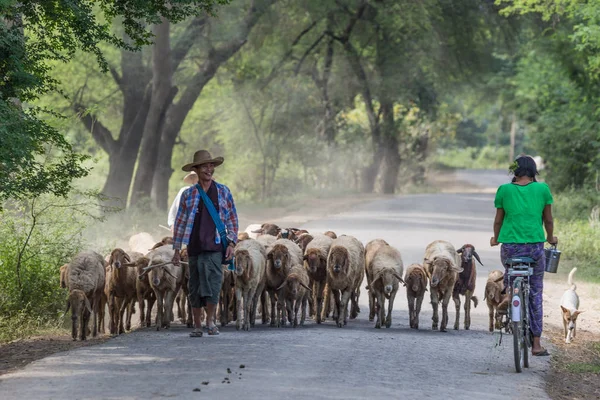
[{"xmin": 505, "ymin": 257, "xmax": 535, "ymax": 265}]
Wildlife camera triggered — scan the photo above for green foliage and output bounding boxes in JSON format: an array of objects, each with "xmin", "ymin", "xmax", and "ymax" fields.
[
  {"xmin": 0, "ymin": 192, "xmax": 109, "ymax": 342},
  {"xmin": 556, "ymin": 218, "xmax": 600, "ymax": 282},
  {"xmin": 0, "ymin": 0, "xmax": 228, "ymax": 204},
  {"xmin": 433, "ymin": 145, "xmax": 510, "ymax": 170},
  {"xmin": 553, "ymin": 188, "xmax": 600, "ymax": 221}
]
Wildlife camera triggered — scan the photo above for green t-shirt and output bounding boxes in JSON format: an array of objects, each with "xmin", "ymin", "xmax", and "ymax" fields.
[{"xmin": 494, "ymin": 182, "xmax": 554, "ymax": 244}]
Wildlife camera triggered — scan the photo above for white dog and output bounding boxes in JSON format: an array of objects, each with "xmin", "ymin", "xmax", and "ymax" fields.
[{"xmin": 560, "ymin": 268, "xmax": 583, "ymax": 344}]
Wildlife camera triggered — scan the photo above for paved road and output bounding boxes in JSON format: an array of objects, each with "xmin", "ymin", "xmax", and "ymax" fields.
[{"xmin": 0, "ymin": 170, "xmax": 550, "ymax": 399}]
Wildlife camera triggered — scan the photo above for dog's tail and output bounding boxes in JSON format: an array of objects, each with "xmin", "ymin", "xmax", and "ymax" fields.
[{"xmin": 567, "ymin": 267, "xmax": 577, "ymax": 291}]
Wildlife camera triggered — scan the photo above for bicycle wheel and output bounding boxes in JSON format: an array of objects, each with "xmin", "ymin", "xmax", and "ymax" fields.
[
  {"xmin": 512, "ymin": 288, "xmax": 525, "ymax": 373},
  {"xmin": 523, "ymin": 289, "xmax": 530, "ymax": 368}
]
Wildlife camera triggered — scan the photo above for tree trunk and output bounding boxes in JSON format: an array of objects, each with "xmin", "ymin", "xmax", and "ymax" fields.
[
  {"xmin": 380, "ymin": 100, "xmax": 400, "ymax": 194},
  {"xmin": 509, "ymin": 112, "xmax": 517, "ymax": 162},
  {"xmin": 130, "ymin": 19, "xmax": 174, "ymax": 206}
]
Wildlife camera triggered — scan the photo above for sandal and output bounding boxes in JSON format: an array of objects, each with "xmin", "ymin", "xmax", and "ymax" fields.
[
  {"xmin": 207, "ymin": 326, "xmax": 220, "ymax": 336},
  {"xmin": 532, "ymin": 348, "xmax": 550, "ymax": 356},
  {"xmin": 189, "ymin": 329, "xmax": 203, "ymax": 337}
]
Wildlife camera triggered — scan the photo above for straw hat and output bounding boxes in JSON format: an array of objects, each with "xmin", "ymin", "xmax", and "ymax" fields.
[{"xmin": 182, "ymin": 150, "xmax": 224, "ymax": 172}]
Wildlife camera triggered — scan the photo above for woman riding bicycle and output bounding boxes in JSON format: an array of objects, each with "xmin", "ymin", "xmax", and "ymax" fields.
[{"xmin": 490, "ymin": 155, "xmax": 558, "ymax": 357}]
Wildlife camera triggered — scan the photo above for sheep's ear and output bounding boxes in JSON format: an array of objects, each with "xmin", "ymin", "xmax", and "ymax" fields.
[
  {"xmin": 494, "ymin": 275, "xmax": 504, "ymax": 283},
  {"xmin": 473, "ymin": 251, "xmax": 483, "ymax": 266},
  {"xmin": 276, "ymin": 279, "xmax": 287, "ymax": 291},
  {"xmin": 303, "ymin": 254, "xmax": 308, "ymax": 261},
  {"xmin": 124, "ymin": 253, "xmax": 131, "ymax": 262},
  {"xmin": 393, "ymin": 273, "xmax": 405, "ymax": 285},
  {"xmin": 300, "ymin": 281, "xmax": 312, "ymax": 293},
  {"xmin": 457, "ymin": 246, "xmax": 464, "ymax": 254}
]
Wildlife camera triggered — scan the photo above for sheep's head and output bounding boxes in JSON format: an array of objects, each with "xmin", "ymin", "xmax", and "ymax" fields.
[
  {"xmin": 238, "ymin": 232, "xmax": 250, "ymax": 241},
  {"xmin": 234, "ymin": 249, "xmax": 253, "ymax": 279},
  {"xmin": 276, "ymin": 272, "xmax": 312, "ymax": 296},
  {"xmin": 457, "ymin": 244, "xmax": 483, "ymax": 268},
  {"xmin": 328, "ymin": 246, "xmax": 349, "ymax": 275},
  {"xmin": 150, "ymin": 267, "xmax": 165, "ymax": 287},
  {"xmin": 323, "ymin": 231, "xmax": 337, "ymax": 239},
  {"xmin": 59, "ymin": 264, "xmax": 69, "ymax": 289},
  {"xmin": 373, "ymin": 268, "xmax": 404, "ymax": 294},
  {"xmin": 108, "ymin": 248, "xmax": 131, "ymax": 270},
  {"xmin": 429, "ymin": 256, "xmax": 462, "ymax": 288},
  {"xmin": 405, "ymin": 265, "xmax": 427, "ymax": 294},
  {"xmin": 253, "ymin": 223, "xmax": 280, "ymax": 237},
  {"xmin": 303, "ymin": 249, "xmax": 326, "ymax": 274},
  {"xmin": 269, "ymin": 244, "xmax": 290, "ymax": 270},
  {"xmin": 151, "ymin": 236, "xmax": 174, "ymax": 251},
  {"xmin": 296, "ymin": 234, "xmax": 314, "ymax": 252}
]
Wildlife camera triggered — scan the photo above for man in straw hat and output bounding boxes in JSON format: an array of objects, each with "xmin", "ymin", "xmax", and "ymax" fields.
[
  {"xmin": 167, "ymin": 171, "xmax": 198, "ymax": 232},
  {"xmin": 172, "ymin": 150, "xmax": 238, "ymax": 337}
]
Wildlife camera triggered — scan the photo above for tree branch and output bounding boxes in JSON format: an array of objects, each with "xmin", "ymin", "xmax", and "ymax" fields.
[
  {"xmin": 294, "ymin": 33, "xmax": 325, "ymax": 75},
  {"xmin": 171, "ymin": 16, "xmax": 209, "ymax": 72},
  {"xmin": 74, "ymin": 104, "xmax": 117, "ymax": 155}
]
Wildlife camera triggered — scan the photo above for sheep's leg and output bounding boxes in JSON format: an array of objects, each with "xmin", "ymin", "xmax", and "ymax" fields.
[
  {"xmin": 137, "ymin": 294, "xmax": 146, "ymax": 328},
  {"xmin": 440, "ymin": 289, "xmax": 452, "ymax": 332},
  {"xmin": 375, "ymin": 292, "xmax": 385, "ymax": 329},
  {"xmin": 321, "ymin": 285, "xmax": 331, "ymax": 321},
  {"xmin": 176, "ymin": 290, "xmax": 183, "ymax": 321},
  {"xmin": 488, "ymin": 302, "xmax": 494, "ymax": 332},
  {"xmin": 146, "ymin": 296, "xmax": 156, "ymax": 327},
  {"xmin": 261, "ymin": 289, "xmax": 270, "ymax": 324},
  {"xmin": 293, "ymin": 298, "xmax": 300, "ymax": 328},
  {"xmin": 117, "ymin": 298, "xmax": 127, "ymax": 334},
  {"xmin": 331, "ymin": 289, "xmax": 342, "ymax": 327},
  {"xmin": 235, "ymin": 287, "xmax": 243, "ymax": 330},
  {"xmin": 453, "ymin": 292, "xmax": 461, "ymax": 331},
  {"xmin": 269, "ymin": 290, "xmax": 277, "ymax": 327},
  {"xmin": 339, "ymin": 289, "xmax": 353, "ymax": 328},
  {"xmin": 368, "ymin": 284, "xmax": 376, "ymax": 322},
  {"xmin": 155, "ymin": 291, "xmax": 164, "ymax": 331},
  {"xmin": 300, "ymin": 295, "xmax": 307, "ymax": 326},
  {"xmin": 250, "ymin": 283, "xmax": 264, "ymax": 327},
  {"xmin": 164, "ymin": 290, "xmax": 175, "ymax": 329},
  {"xmin": 407, "ymin": 293, "xmax": 416, "ymax": 328},
  {"xmin": 92, "ymin": 296, "xmax": 99, "ymax": 338},
  {"xmin": 350, "ymin": 288, "xmax": 360, "ymax": 319},
  {"xmin": 464, "ymin": 291, "xmax": 472, "ymax": 330},
  {"xmin": 98, "ymin": 295, "xmax": 106, "ymax": 334},
  {"xmin": 385, "ymin": 290, "xmax": 396, "ymax": 328},
  {"xmin": 246, "ymin": 288, "xmax": 256, "ymax": 331},
  {"xmin": 431, "ymin": 289, "xmax": 439, "ymax": 331},
  {"xmin": 125, "ymin": 299, "xmax": 133, "ymax": 331},
  {"xmin": 314, "ymin": 280, "xmax": 323, "ymax": 324},
  {"xmin": 82, "ymin": 307, "xmax": 90, "ymax": 341},
  {"xmin": 415, "ymin": 294, "xmax": 424, "ymax": 330}
]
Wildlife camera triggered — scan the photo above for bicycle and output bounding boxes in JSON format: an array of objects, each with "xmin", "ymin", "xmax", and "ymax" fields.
[{"xmin": 503, "ymin": 256, "xmax": 535, "ymax": 373}]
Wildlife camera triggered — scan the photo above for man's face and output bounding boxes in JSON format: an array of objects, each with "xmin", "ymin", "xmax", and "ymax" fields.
[{"xmin": 194, "ymin": 162, "xmax": 215, "ymax": 181}]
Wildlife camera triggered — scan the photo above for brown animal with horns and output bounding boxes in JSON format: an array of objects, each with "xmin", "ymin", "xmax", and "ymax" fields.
[{"xmin": 452, "ymin": 244, "xmax": 482, "ymax": 330}]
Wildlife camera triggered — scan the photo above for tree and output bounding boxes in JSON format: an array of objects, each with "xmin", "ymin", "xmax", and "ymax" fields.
[{"xmin": 0, "ymin": 0, "xmax": 228, "ymax": 206}]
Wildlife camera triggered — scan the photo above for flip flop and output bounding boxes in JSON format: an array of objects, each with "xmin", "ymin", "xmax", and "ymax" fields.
[
  {"xmin": 207, "ymin": 326, "xmax": 220, "ymax": 336},
  {"xmin": 532, "ymin": 348, "xmax": 550, "ymax": 356},
  {"xmin": 189, "ymin": 329, "xmax": 203, "ymax": 337}
]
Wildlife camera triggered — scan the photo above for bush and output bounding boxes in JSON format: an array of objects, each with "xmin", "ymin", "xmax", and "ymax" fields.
[
  {"xmin": 553, "ymin": 188, "xmax": 600, "ymax": 222},
  {"xmin": 556, "ymin": 219, "xmax": 600, "ymax": 282},
  {"xmin": 0, "ymin": 193, "xmax": 107, "ymax": 343}
]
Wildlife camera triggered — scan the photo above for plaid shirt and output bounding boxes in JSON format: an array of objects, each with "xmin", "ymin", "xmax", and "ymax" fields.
[{"xmin": 172, "ymin": 181, "xmax": 238, "ymax": 251}]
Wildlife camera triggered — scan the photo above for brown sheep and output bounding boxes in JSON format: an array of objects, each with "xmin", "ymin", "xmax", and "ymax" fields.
[
  {"xmin": 296, "ymin": 233, "xmax": 314, "ymax": 253},
  {"xmin": 265, "ymin": 239, "xmax": 303, "ymax": 327},
  {"xmin": 150, "ymin": 236, "xmax": 174, "ymax": 251},
  {"xmin": 365, "ymin": 239, "xmax": 389, "ymax": 322},
  {"xmin": 123, "ymin": 256, "xmax": 156, "ymax": 328},
  {"xmin": 423, "ymin": 240, "xmax": 463, "ymax": 332},
  {"xmin": 175, "ymin": 248, "xmax": 193, "ymax": 328},
  {"xmin": 67, "ymin": 251, "xmax": 106, "ymax": 340},
  {"xmin": 453, "ymin": 244, "xmax": 482, "ymax": 331},
  {"xmin": 326, "ymin": 235, "xmax": 365, "ymax": 328},
  {"xmin": 107, "ymin": 248, "xmax": 141, "ymax": 334},
  {"xmin": 277, "ymin": 264, "xmax": 311, "ymax": 327},
  {"xmin": 484, "ymin": 270, "xmax": 509, "ymax": 332},
  {"xmin": 323, "ymin": 231, "xmax": 337, "ymax": 239},
  {"xmin": 238, "ymin": 232, "xmax": 250, "ymax": 241},
  {"xmin": 404, "ymin": 264, "xmax": 428, "ymax": 329},
  {"xmin": 253, "ymin": 223, "xmax": 281, "ymax": 237},
  {"xmin": 365, "ymin": 239, "xmax": 404, "ymax": 329},
  {"xmin": 303, "ymin": 234, "xmax": 333, "ymax": 324}
]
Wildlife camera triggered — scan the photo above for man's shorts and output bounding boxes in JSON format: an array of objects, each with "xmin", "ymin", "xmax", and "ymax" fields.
[{"xmin": 188, "ymin": 251, "xmax": 223, "ymax": 308}]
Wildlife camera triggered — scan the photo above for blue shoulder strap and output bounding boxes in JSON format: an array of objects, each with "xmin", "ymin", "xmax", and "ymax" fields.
[{"xmin": 195, "ymin": 183, "xmax": 228, "ymax": 251}]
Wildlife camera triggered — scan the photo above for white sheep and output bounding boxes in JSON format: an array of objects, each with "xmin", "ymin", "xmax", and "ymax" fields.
[
  {"xmin": 67, "ymin": 251, "xmax": 106, "ymax": 340},
  {"xmin": 139, "ymin": 246, "xmax": 182, "ymax": 330},
  {"xmin": 365, "ymin": 239, "xmax": 404, "ymax": 329},
  {"xmin": 233, "ymin": 238, "xmax": 267, "ymax": 331},
  {"xmin": 423, "ymin": 240, "xmax": 463, "ymax": 332},
  {"xmin": 326, "ymin": 235, "xmax": 365, "ymax": 328}
]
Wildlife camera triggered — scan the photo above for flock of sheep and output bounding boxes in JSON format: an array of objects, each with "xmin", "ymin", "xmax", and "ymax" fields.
[{"xmin": 60, "ymin": 223, "xmax": 510, "ymax": 341}]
